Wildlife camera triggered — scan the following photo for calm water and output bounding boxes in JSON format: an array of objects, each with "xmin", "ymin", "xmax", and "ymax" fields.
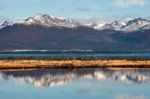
[
  {"xmin": 0, "ymin": 51, "xmax": 150, "ymax": 57},
  {"xmin": 0, "ymin": 68, "xmax": 150, "ymax": 99}
]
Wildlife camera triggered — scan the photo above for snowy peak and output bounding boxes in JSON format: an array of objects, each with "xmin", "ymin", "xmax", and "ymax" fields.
[
  {"xmin": 127, "ymin": 18, "xmax": 150, "ymax": 24},
  {"xmin": 0, "ymin": 15, "xmax": 150, "ymax": 32},
  {"xmin": 124, "ymin": 18, "xmax": 150, "ymax": 32},
  {"xmin": 86, "ymin": 23, "xmax": 105, "ymax": 29},
  {"xmin": 98, "ymin": 18, "xmax": 150, "ymax": 32},
  {"xmin": 0, "ymin": 14, "xmax": 80, "ymax": 29},
  {"xmin": 1, "ymin": 21, "xmax": 10, "ymax": 26},
  {"xmin": 87, "ymin": 18, "xmax": 132, "ymax": 30},
  {"xmin": 0, "ymin": 21, "xmax": 13, "ymax": 29},
  {"xmin": 23, "ymin": 14, "xmax": 80, "ymax": 27}
]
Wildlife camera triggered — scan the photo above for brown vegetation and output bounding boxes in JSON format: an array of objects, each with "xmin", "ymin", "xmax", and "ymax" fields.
[{"xmin": 0, "ymin": 56, "xmax": 150, "ymax": 69}]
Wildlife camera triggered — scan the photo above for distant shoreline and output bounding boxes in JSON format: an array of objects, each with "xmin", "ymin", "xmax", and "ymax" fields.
[{"xmin": 0, "ymin": 56, "xmax": 150, "ymax": 70}]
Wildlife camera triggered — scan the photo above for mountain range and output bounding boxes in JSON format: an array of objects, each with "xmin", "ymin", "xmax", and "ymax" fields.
[{"xmin": 0, "ymin": 14, "xmax": 150, "ymax": 51}]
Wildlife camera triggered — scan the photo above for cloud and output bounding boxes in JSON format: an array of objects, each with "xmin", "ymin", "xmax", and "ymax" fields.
[
  {"xmin": 113, "ymin": 0, "xmax": 148, "ymax": 7},
  {"xmin": 76, "ymin": 7, "xmax": 91, "ymax": 12},
  {"xmin": 76, "ymin": 15, "xmax": 126, "ymax": 24},
  {"xmin": 76, "ymin": 5, "xmax": 112, "ymax": 13}
]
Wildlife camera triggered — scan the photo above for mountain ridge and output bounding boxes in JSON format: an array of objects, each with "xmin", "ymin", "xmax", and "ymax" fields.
[
  {"xmin": 1, "ymin": 14, "xmax": 150, "ymax": 32},
  {"xmin": 0, "ymin": 14, "xmax": 150, "ymax": 51}
]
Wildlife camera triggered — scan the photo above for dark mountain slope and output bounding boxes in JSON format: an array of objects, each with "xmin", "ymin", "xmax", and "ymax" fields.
[
  {"xmin": 0, "ymin": 24, "xmax": 117, "ymax": 50},
  {"xmin": 0, "ymin": 23, "xmax": 150, "ymax": 51}
]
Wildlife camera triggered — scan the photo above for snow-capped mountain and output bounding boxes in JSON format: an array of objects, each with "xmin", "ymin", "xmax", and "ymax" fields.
[
  {"xmin": 0, "ymin": 14, "xmax": 80, "ymax": 29},
  {"xmin": 97, "ymin": 19, "xmax": 130, "ymax": 30},
  {"xmin": 96, "ymin": 18, "xmax": 150, "ymax": 32},
  {"xmin": 0, "ymin": 21, "xmax": 13, "ymax": 29},
  {"xmin": 85, "ymin": 23, "xmax": 105, "ymax": 29},
  {"xmin": 0, "ymin": 14, "xmax": 150, "ymax": 51},
  {"xmin": 1, "ymin": 14, "xmax": 150, "ymax": 32},
  {"xmin": 23, "ymin": 14, "xmax": 80, "ymax": 27}
]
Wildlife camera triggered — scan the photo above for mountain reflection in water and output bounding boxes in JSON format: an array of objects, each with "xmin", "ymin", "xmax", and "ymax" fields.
[{"xmin": 0, "ymin": 68, "xmax": 150, "ymax": 87}]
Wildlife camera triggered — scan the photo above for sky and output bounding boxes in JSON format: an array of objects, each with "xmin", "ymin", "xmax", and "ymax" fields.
[{"xmin": 0, "ymin": 0, "xmax": 150, "ymax": 22}]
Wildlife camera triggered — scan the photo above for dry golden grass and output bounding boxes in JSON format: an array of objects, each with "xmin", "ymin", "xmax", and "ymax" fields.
[{"xmin": 0, "ymin": 57, "xmax": 150, "ymax": 69}]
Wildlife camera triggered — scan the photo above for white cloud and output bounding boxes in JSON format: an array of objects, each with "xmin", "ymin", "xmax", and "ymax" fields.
[
  {"xmin": 113, "ymin": 0, "xmax": 148, "ymax": 7},
  {"xmin": 76, "ymin": 6, "xmax": 91, "ymax": 12}
]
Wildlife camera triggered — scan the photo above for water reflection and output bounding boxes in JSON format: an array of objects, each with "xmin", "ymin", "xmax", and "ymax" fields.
[{"xmin": 0, "ymin": 68, "xmax": 150, "ymax": 87}]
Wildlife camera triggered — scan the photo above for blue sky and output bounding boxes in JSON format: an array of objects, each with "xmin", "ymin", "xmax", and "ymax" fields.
[{"xmin": 0, "ymin": 0, "xmax": 150, "ymax": 22}]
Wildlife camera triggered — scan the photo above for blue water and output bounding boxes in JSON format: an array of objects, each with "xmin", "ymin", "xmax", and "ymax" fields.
[
  {"xmin": 0, "ymin": 68, "xmax": 150, "ymax": 99},
  {"xmin": 0, "ymin": 51, "xmax": 150, "ymax": 57}
]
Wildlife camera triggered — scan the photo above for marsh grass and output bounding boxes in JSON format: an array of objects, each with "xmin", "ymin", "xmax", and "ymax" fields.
[{"xmin": 0, "ymin": 56, "xmax": 150, "ymax": 70}]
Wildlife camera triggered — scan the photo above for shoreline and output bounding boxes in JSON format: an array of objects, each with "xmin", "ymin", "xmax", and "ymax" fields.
[{"xmin": 0, "ymin": 56, "xmax": 150, "ymax": 69}]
